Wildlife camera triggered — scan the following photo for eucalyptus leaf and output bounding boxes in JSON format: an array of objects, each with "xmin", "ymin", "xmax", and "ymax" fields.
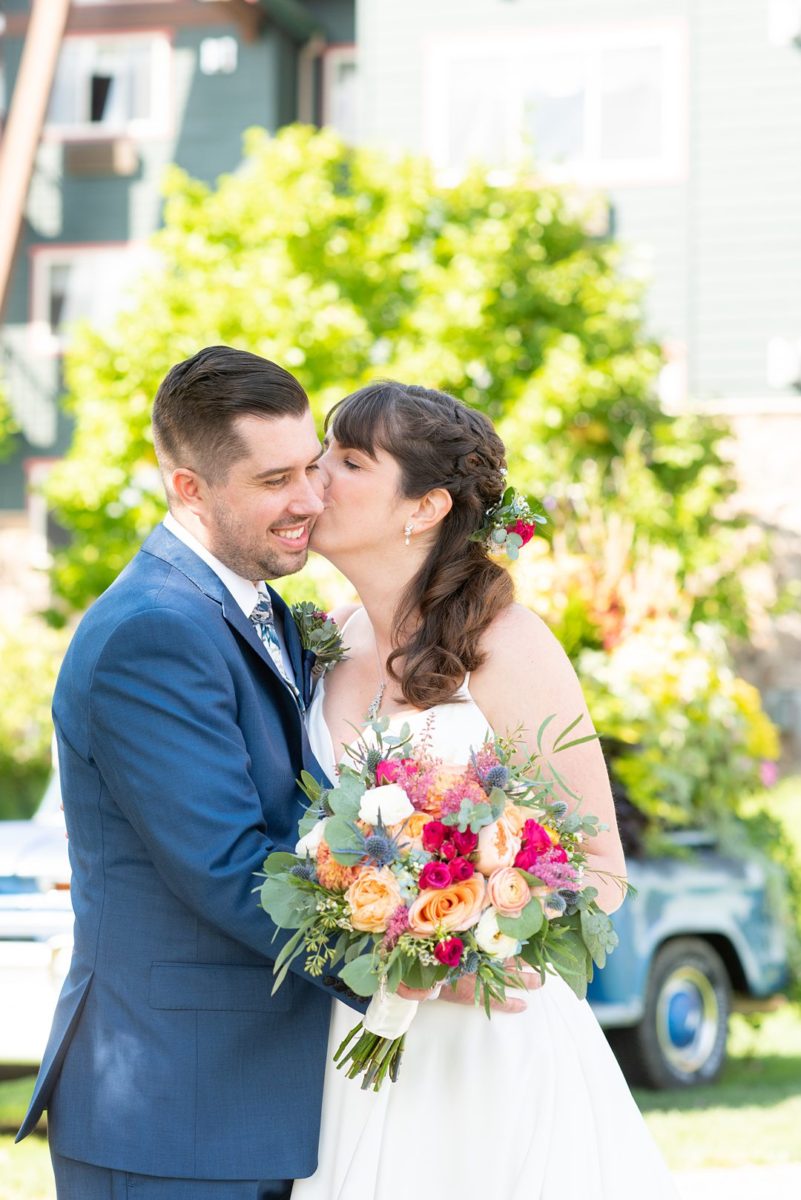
[
  {"xmin": 338, "ymin": 955, "xmax": 381, "ymax": 997},
  {"xmin": 325, "ymin": 815, "xmax": 365, "ymax": 865},
  {"xmin": 496, "ymin": 898, "xmax": 544, "ymax": 940},
  {"xmin": 261, "ymin": 851, "xmax": 298, "ymax": 877}
]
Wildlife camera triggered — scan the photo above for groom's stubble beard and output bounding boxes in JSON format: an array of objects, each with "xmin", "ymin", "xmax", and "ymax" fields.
[{"xmin": 207, "ymin": 494, "xmax": 310, "ymax": 582}]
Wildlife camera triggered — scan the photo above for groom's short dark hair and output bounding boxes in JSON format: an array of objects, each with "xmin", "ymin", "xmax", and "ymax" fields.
[{"xmin": 152, "ymin": 345, "xmax": 309, "ymax": 484}]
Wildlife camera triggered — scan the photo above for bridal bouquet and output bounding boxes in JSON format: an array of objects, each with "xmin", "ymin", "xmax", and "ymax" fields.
[{"xmin": 258, "ymin": 716, "xmax": 623, "ymax": 1090}]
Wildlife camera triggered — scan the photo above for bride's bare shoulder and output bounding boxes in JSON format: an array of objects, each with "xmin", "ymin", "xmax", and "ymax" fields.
[
  {"xmin": 474, "ymin": 603, "xmax": 585, "ymax": 711},
  {"xmin": 480, "ymin": 603, "xmax": 565, "ymax": 662},
  {"xmin": 330, "ymin": 603, "xmax": 362, "ymax": 629}
]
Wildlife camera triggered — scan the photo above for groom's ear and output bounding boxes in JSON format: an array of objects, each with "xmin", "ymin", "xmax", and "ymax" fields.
[
  {"xmin": 171, "ymin": 467, "xmax": 208, "ymax": 515},
  {"xmin": 410, "ymin": 487, "xmax": 453, "ymax": 533}
]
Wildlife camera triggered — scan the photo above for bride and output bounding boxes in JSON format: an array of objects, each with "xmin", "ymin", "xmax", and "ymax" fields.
[{"xmin": 293, "ymin": 381, "xmax": 678, "ymax": 1199}]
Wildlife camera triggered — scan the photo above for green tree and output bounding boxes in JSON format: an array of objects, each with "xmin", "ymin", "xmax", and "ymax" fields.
[
  {"xmin": 0, "ymin": 372, "xmax": 19, "ymax": 463},
  {"xmin": 45, "ymin": 124, "xmax": 740, "ymax": 617}
]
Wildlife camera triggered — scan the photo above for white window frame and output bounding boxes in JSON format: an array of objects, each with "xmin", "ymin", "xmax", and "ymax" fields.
[
  {"xmin": 424, "ymin": 21, "xmax": 688, "ymax": 188},
  {"xmin": 43, "ymin": 30, "xmax": 173, "ymax": 141},
  {"xmin": 29, "ymin": 242, "xmax": 152, "ymax": 354},
  {"xmin": 321, "ymin": 44, "xmax": 359, "ymax": 143}
]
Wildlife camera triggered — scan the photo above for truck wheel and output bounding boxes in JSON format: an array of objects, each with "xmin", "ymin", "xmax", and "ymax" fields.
[{"xmin": 608, "ymin": 937, "xmax": 731, "ymax": 1089}]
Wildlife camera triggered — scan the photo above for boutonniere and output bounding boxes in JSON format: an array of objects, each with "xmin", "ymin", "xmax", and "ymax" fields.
[{"xmin": 291, "ymin": 602, "xmax": 349, "ymax": 679}]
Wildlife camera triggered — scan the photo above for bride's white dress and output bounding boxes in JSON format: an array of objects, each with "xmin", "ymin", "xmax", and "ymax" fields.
[{"xmin": 293, "ymin": 672, "xmax": 679, "ymax": 1200}]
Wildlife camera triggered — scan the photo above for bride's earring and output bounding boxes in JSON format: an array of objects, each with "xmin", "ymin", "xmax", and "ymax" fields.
[{"xmin": 403, "ymin": 521, "xmax": 414, "ymax": 546}]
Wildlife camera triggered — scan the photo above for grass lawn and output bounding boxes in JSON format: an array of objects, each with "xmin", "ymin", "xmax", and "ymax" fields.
[{"xmin": 2, "ymin": 1006, "xmax": 800, "ymax": 1196}]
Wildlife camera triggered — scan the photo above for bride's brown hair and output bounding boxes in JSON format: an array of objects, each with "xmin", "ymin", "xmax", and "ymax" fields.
[{"xmin": 326, "ymin": 381, "xmax": 514, "ymax": 708}]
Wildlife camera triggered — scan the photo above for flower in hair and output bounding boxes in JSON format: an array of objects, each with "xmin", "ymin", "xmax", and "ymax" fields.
[{"xmin": 471, "ymin": 486, "xmax": 547, "ymax": 561}]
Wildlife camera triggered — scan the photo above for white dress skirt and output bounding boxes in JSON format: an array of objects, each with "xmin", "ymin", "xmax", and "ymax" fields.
[{"xmin": 293, "ymin": 676, "xmax": 680, "ymax": 1200}]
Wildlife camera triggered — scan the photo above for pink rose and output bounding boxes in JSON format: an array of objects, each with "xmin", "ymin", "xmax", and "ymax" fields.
[
  {"xmin": 522, "ymin": 820, "xmax": 552, "ymax": 856},
  {"xmin": 375, "ymin": 759, "xmax": 401, "ymax": 786},
  {"xmin": 506, "ymin": 519, "xmax": 536, "ymax": 545},
  {"xmin": 514, "ymin": 846, "xmax": 542, "ymax": 873},
  {"xmin": 474, "ymin": 814, "xmax": 522, "ymax": 876},
  {"xmin": 448, "ymin": 857, "xmax": 475, "ymax": 883},
  {"xmin": 419, "ymin": 861, "xmax": 453, "ymax": 890},
  {"xmin": 434, "ymin": 937, "xmax": 464, "ymax": 967},
  {"xmin": 451, "ymin": 828, "xmax": 478, "ymax": 855},
  {"xmin": 487, "ymin": 867, "xmax": 532, "ymax": 916},
  {"xmin": 440, "ymin": 840, "xmax": 458, "ymax": 862},
  {"xmin": 422, "ymin": 820, "xmax": 448, "ymax": 852},
  {"xmin": 548, "ymin": 844, "xmax": 568, "ymax": 863}
]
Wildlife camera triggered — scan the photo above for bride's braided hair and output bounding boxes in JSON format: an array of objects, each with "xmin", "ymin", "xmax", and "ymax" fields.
[{"xmin": 327, "ymin": 381, "xmax": 514, "ymax": 707}]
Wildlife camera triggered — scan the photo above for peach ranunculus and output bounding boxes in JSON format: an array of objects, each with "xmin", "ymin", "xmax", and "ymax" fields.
[
  {"xmin": 407, "ymin": 874, "xmax": 486, "ymax": 935},
  {"xmin": 390, "ymin": 810, "xmax": 433, "ymax": 851},
  {"xmin": 346, "ymin": 867, "xmax": 402, "ymax": 932},
  {"xmin": 474, "ymin": 814, "xmax": 522, "ymax": 876},
  {"xmin": 486, "ymin": 867, "xmax": 532, "ymax": 916}
]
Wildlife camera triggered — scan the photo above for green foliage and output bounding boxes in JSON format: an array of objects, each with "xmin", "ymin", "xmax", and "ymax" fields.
[
  {"xmin": 0, "ymin": 375, "xmax": 19, "ymax": 463},
  {"xmin": 578, "ymin": 621, "xmax": 780, "ymax": 837},
  {"xmin": 0, "ymin": 615, "xmax": 70, "ymax": 819},
  {"xmin": 46, "ymin": 122, "xmax": 709, "ymax": 613}
]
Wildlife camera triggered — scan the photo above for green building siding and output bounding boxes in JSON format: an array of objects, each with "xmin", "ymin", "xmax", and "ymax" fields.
[{"xmin": 1, "ymin": 3, "xmax": 351, "ymax": 512}]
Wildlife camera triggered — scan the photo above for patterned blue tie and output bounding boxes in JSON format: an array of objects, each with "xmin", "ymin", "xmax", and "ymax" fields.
[{"xmin": 249, "ymin": 594, "xmax": 301, "ymax": 705}]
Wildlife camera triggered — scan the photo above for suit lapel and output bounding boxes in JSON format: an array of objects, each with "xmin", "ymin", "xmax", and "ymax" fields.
[{"xmin": 141, "ymin": 524, "xmax": 300, "ymax": 700}]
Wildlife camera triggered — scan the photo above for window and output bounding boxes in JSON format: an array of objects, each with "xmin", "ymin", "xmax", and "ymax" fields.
[
  {"xmin": 45, "ymin": 33, "xmax": 171, "ymax": 138},
  {"xmin": 322, "ymin": 46, "xmax": 359, "ymax": 143},
  {"xmin": 426, "ymin": 23, "xmax": 687, "ymax": 186},
  {"xmin": 30, "ymin": 244, "xmax": 153, "ymax": 351}
]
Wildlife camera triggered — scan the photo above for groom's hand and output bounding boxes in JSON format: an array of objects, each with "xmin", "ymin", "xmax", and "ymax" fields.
[{"xmin": 438, "ymin": 961, "xmax": 544, "ymax": 1013}]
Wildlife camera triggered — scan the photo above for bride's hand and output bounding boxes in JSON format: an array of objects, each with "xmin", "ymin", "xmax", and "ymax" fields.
[{"xmin": 438, "ymin": 961, "xmax": 544, "ymax": 1013}]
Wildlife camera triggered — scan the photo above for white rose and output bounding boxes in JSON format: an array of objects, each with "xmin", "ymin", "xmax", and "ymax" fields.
[
  {"xmin": 295, "ymin": 818, "xmax": 328, "ymax": 857},
  {"xmin": 474, "ymin": 907, "xmax": 519, "ymax": 959},
  {"xmin": 358, "ymin": 783, "xmax": 414, "ymax": 827}
]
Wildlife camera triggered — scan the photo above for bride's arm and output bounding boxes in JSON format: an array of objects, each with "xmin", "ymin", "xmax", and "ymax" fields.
[{"xmin": 471, "ymin": 603, "xmax": 627, "ymax": 914}]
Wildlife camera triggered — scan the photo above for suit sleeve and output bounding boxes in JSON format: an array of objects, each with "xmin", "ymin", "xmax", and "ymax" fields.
[{"xmin": 88, "ymin": 607, "xmax": 365, "ymax": 1011}]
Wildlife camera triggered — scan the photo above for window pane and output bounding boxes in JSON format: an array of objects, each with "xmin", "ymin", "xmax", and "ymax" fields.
[
  {"xmin": 599, "ymin": 45, "xmax": 663, "ymax": 161},
  {"xmin": 445, "ymin": 57, "xmax": 510, "ymax": 169},
  {"xmin": 47, "ymin": 37, "xmax": 155, "ymax": 128},
  {"xmin": 328, "ymin": 58, "xmax": 359, "ymax": 141},
  {"xmin": 522, "ymin": 54, "xmax": 585, "ymax": 164}
]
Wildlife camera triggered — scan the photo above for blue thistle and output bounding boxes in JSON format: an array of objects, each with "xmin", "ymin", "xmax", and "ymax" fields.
[
  {"xmin": 484, "ymin": 765, "xmax": 509, "ymax": 790},
  {"xmin": 549, "ymin": 800, "xmax": 569, "ymax": 820},
  {"xmin": 365, "ymin": 748, "xmax": 384, "ymax": 773},
  {"xmin": 544, "ymin": 891, "xmax": 567, "ymax": 916},
  {"xmin": 290, "ymin": 862, "xmax": 317, "ymax": 883},
  {"xmin": 363, "ymin": 833, "xmax": 397, "ymax": 867},
  {"xmin": 460, "ymin": 951, "xmax": 481, "ymax": 977}
]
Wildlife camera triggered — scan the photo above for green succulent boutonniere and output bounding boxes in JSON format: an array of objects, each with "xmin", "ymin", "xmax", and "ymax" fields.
[{"xmin": 291, "ymin": 602, "xmax": 349, "ymax": 679}]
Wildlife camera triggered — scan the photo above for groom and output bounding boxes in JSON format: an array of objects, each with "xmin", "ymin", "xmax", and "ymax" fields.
[{"xmin": 17, "ymin": 347, "xmax": 364, "ymax": 1198}]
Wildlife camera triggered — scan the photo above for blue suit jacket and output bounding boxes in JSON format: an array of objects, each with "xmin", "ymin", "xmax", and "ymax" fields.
[{"xmin": 17, "ymin": 525, "xmax": 360, "ymax": 1180}]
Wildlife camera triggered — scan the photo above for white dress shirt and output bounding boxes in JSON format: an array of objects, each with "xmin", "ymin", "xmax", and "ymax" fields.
[{"xmin": 162, "ymin": 512, "xmax": 294, "ymax": 678}]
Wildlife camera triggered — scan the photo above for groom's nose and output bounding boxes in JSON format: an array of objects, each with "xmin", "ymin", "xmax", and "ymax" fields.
[{"xmin": 288, "ymin": 470, "xmax": 325, "ymax": 515}]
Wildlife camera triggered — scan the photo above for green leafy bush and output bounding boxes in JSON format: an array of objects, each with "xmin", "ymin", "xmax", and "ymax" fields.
[{"xmin": 0, "ymin": 615, "xmax": 70, "ymax": 818}]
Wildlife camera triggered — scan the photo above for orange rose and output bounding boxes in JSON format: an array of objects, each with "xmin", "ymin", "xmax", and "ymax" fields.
[
  {"xmin": 408, "ymin": 874, "xmax": 486, "ymax": 934},
  {"xmin": 390, "ymin": 811, "xmax": 433, "ymax": 851},
  {"xmin": 346, "ymin": 867, "xmax": 402, "ymax": 932},
  {"xmin": 486, "ymin": 867, "xmax": 531, "ymax": 916},
  {"xmin": 474, "ymin": 814, "xmax": 522, "ymax": 876}
]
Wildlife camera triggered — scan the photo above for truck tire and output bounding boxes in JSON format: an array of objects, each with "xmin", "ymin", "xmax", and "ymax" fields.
[{"xmin": 608, "ymin": 937, "xmax": 731, "ymax": 1089}]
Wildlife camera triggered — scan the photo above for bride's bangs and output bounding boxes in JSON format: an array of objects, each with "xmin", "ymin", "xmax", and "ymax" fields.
[{"xmin": 326, "ymin": 383, "xmax": 405, "ymax": 460}]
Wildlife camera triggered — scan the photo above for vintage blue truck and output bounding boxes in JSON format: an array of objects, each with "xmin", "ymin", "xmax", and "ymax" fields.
[
  {"xmin": 1, "ymin": 780, "xmax": 790, "ymax": 1086},
  {"xmin": 587, "ymin": 831, "xmax": 789, "ymax": 1089}
]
